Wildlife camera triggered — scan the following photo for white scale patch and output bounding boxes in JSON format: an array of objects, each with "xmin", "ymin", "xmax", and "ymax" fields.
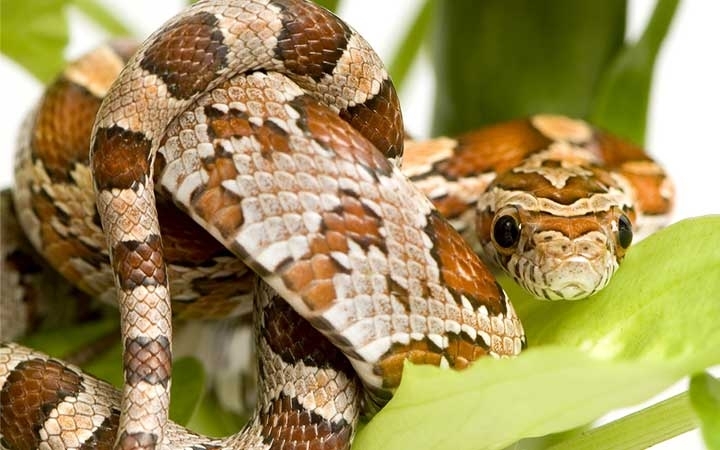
[
  {"xmin": 531, "ymin": 114, "xmax": 594, "ymax": 143},
  {"xmin": 514, "ymin": 146, "xmax": 595, "ymax": 189},
  {"xmin": 40, "ymin": 397, "xmax": 102, "ymax": 449},
  {"xmin": 400, "ymin": 137, "xmax": 457, "ymax": 178},
  {"xmin": 326, "ymin": 32, "xmax": 388, "ymax": 109},
  {"xmin": 64, "ymin": 45, "xmax": 126, "ymax": 98},
  {"xmin": 486, "ymin": 186, "xmax": 630, "ymax": 218}
]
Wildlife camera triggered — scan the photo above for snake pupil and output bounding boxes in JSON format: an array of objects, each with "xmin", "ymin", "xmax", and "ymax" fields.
[
  {"xmin": 618, "ymin": 214, "xmax": 633, "ymax": 248},
  {"xmin": 493, "ymin": 215, "xmax": 520, "ymax": 248}
]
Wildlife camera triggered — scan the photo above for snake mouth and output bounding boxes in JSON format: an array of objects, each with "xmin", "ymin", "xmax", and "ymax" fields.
[
  {"xmin": 510, "ymin": 253, "xmax": 616, "ymax": 301},
  {"xmin": 548, "ymin": 281, "xmax": 597, "ymax": 300},
  {"xmin": 540, "ymin": 256, "xmax": 615, "ymax": 300}
]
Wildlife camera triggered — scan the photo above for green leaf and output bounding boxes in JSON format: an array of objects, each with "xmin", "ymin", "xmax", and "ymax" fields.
[
  {"xmin": 314, "ymin": 0, "xmax": 340, "ymax": 12},
  {"xmin": 1, "ymin": 0, "xmax": 69, "ymax": 82},
  {"xmin": 690, "ymin": 372, "xmax": 720, "ymax": 449},
  {"xmin": 186, "ymin": 390, "xmax": 249, "ymax": 438},
  {"xmin": 169, "ymin": 357, "xmax": 206, "ymax": 426},
  {"xmin": 1, "ymin": 0, "xmax": 133, "ymax": 82},
  {"xmin": 354, "ymin": 216, "xmax": 720, "ymax": 450},
  {"xmin": 354, "ymin": 348, "xmax": 705, "ymax": 450},
  {"xmin": 71, "ymin": 0, "xmax": 133, "ymax": 36},
  {"xmin": 19, "ymin": 317, "xmax": 118, "ymax": 358},
  {"xmin": 387, "ymin": 0, "xmax": 433, "ymax": 91},
  {"xmin": 430, "ymin": 0, "xmax": 626, "ymax": 135},
  {"xmin": 589, "ymin": 0, "xmax": 680, "ymax": 144},
  {"xmin": 82, "ymin": 341, "xmax": 124, "ymax": 387}
]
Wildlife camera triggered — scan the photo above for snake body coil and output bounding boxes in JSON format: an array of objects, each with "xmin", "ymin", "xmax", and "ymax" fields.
[{"xmin": 0, "ymin": 0, "xmax": 672, "ymax": 449}]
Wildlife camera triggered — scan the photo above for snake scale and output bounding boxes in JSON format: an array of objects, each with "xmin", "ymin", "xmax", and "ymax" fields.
[{"xmin": 0, "ymin": 0, "xmax": 673, "ymax": 449}]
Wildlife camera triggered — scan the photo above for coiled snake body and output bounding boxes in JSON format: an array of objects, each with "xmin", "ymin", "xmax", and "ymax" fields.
[{"xmin": 0, "ymin": 0, "xmax": 672, "ymax": 449}]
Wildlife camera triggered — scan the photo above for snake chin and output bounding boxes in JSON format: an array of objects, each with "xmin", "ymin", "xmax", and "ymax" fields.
[{"xmin": 510, "ymin": 253, "xmax": 618, "ymax": 301}]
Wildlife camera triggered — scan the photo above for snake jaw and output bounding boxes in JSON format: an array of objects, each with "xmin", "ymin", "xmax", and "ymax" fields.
[
  {"xmin": 480, "ymin": 212, "xmax": 622, "ymax": 301},
  {"xmin": 534, "ymin": 253, "xmax": 617, "ymax": 300},
  {"xmin": 507, "ymin": 248, "xmax": 618, "ymax": 301}
]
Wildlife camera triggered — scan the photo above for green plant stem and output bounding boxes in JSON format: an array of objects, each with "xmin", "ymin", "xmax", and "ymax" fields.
[
  {"xmin": 548, "ymin": 391, "xmax": 698, "ymax": 450},
  {"xmin": 689, "ymin": 372, "xmax": 720, "ymax": 449},
  {"xmin": 387, "ymin": 0, "xmax": 433, "ymax": 91}
]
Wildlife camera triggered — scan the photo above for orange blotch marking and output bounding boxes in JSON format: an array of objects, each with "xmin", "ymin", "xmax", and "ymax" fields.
[
  {"xmin": 426, "ymin": 213, "xmax": 503, "ymax": 315},
  {"xmin": 438, "ymin": 119, "xmax": 552, "ymax": 179}
]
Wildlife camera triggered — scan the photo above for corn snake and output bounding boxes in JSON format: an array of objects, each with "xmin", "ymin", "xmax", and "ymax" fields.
[{"xmin": 0, "ymin": 0, "xmax": 673, "ymax": 449}]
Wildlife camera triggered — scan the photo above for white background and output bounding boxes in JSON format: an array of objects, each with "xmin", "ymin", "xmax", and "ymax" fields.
[{"xmin": 1, "ymin": 1, "xmax": 718, "ymax": 448}]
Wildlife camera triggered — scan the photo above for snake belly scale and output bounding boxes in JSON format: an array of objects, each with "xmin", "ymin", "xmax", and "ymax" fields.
[{"xmin": 0, "ymin": 0, "xmax": 673, "ymax": 449}]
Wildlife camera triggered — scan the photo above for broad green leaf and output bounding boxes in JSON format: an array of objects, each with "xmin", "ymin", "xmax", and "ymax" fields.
[
  {"xmin": 1, "ymin": 0, "xmax": 132, "ymax": 83},
  {"xmin": 690, "ymin": 372, "xmax": 720, "ymax": 449},
  {"xmin": 354, "ymin": 216, "xmax": 720, "ymax": 450},
  {"xmin": 430, "ymin": 0, "xmax": 626, "ymax": 135},
  {"xmin": 589, "ymin": 0, "xmax": 680, "ymax": 145},
  {"xmin": 1, "ymin": 0, "xmax": 69, "ymax": 82},
  {"xmin": 387, "ymin": 0, "xmax": 433, "ymax": 91},
  {"xmin": 354, "ymin": 348, "xmax": 706, "ymax": 450}
]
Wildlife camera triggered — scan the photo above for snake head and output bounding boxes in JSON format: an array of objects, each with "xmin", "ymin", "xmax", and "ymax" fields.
[{"xmin": 476, "ymin": 158, "xmax": 637, "ymax": 300}]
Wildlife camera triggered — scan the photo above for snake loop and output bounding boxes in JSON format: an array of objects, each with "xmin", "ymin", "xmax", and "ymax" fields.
[{"xmin": 1, "ymin": 0, "xmax": 674, "ymax": 448}]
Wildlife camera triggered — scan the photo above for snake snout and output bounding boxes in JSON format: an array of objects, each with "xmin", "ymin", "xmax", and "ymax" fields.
[
  {"xmin": 526, "ymin": 234, "xmax": 617, "ymax": 300},
  {"xmin": 543, "ymin": 257, "xmax": 608, "ymax": 300}
]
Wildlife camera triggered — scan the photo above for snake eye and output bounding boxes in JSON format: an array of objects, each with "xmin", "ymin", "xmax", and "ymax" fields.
[
  {"xmin": 617, "ymin": 214, "xmax": 633, "ymax": 249},
  {"xmin": 493, "ymin": 214, "xmax": 521, "ymax": 249}
]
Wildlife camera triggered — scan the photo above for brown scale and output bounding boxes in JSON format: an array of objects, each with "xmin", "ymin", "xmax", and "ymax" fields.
[
  {"xmin": 493, "ymin": 162, "xmax": 619, "ymax": 206},
  {"xmin": 260, "ymin": 395, "xmax": 353, "ymax": 450},
  {"xmin": 257, "ymin": 290, "xmax": 358, "ymax": 450},
  {"xmin": 274, "ymin": 0, "xmax": 353, "ymax": 81},
  {"xmin": 188, "ymin": 153, "xmax": 245, "ymax": 240},
  {"xmin": 377, "ymin": 332, "xmax": 492, "ymax": 390},
  {"xmin": 30, "ymin": 78, "xmax": 101, "ymax": 184},
  {"xmin": 138, "ymin": 11, "xmax": 229, "ymax": 100},
  {"xmin": 433, "ymin": 118, "xmax": 554, "ymax": 180},
  {"xmin": 425, "ymin": 212, "xmax": 505, "ymax": 314},
  {"xmin": 596, "ymin": 132, "xmax": 674, "ymax": 215},
  {"xmin": 91, "ymin": 127, "xmax": 153, "ymax": 192},
  {"xmin": 123, "ymin": 336, "xmax": 172, "ymax": 388},
  {"xmin": 0, "ymin": 358, "xmax": 82, "ymax": 450},
  {"xmin": 281, "ymin": 252, "xmax": 346, "ymax": 312},
  {"xmin": 273, "ymin": 0, "xmax": 404, "ymax": 159},
  {"xmin": 339, "ymin": 80, "xmax": 405, "ymax": 162},
  {"xmin": 297, "ymin": 96, "xmax": 395, "ymax": 176}
]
